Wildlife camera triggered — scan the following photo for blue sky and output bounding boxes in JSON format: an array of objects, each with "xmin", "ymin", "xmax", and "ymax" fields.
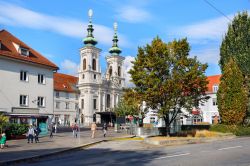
[{"xmin": 0, "ymin": 0, "xmax": 249, "ymax": 85}]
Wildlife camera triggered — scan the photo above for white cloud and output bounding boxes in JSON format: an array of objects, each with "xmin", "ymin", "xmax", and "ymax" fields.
[
  {"xmin": 191, "ymin": 47, "xmax": 219, "ymax": 65},
  {"xmin": 60, "ymin": 59, "xmax": 78, "ymax": 76},
  {"xmin": 123, "ymin": 56, "xmax": 135, "ymax": 87},
  {"xmin": 116, "ymin": 6, "xmax": 152, "ymax": 23},
  {"xmin": 0, "ymin": 2, "xmax": 129, "ymax": 47},
  {"xmin": 173, "ymin": 15, "xmax": 233, "ymax": 41}
]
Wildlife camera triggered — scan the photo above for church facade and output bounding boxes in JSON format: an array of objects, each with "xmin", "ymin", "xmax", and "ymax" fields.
[{"xmin": 78, "ymin": 10, "xmax": 125, "ymax": 126}]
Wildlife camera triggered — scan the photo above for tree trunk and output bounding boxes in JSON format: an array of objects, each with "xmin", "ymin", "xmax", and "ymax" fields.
[{"xmin": 164, "ymin": 113, "xmax": 170, "ymax": 137}]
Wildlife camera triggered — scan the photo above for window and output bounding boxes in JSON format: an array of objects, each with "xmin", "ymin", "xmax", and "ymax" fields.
[
  {"xmin": 92, "ymin": 59, "xmax": 96, "ymax": 70},
  {"xmin": 66, "ymin": 93, "xmax": 69, "ymax": 99},
  {"xmin": 75, "ymin": 103, "xmax": 78, "ymax": 110},
  {"xmin": 20, "ymin": 95, "xmax": 28, "ymax": 106},
  {"xmin": 56, "ymin": 102, "xmax": 60, "ymax": 109},
  {"xmin": 82, "ymin": 74, "xmax": 85, "ymax": 79},
  {"xmin": 20, "ymin": 71, "xmax": 28, "ymax": 81},
  {"xmin": 56, "ymin": 91, "xmax": 59, "ymax": 98},
  {"xmin": 75, "ymin": 94, "xmax": 79, "ymax": 100},
  {"xmin": 93, "ymin": 99, "xmax": 97, "ymax": 109},
  {"xmin": 38, "ymin": 74, "xmax": 45, "ymax": 84},
  {"xmin": 83, "ymin": 59, "xmax": 86, "ymax": 70},
  {"xmin": 94, "ymin": 74, "xmax": 96, "ymax": 79},
  {"xmin": 37, "ymin": 96, "xmax": 45, "ymax": 107},
  {"xmin": 213, "ymin": 85, "xmax": 219, "ymax": 93},
  {"xmin": 19, "ymin": 47, "xmax": 29, "ymax": 56},
  {"xmin": 212, "ymin": 98, "xmax": 217, "ymax": 106},
  {"xmin": 109, "ymin": 66, "xmax": 112, "ymax": 76},
  {"xmin": 107, "ymin": 94, "xmax": 110, "ymax": 108},
  {"xmin": 66, "ymin": 102, "xmax": 69, "ymax": 109},
  {"xmin": 118, "ymin": 66, "xmax": 121, "ymax": 76},
  {"xmin": 81, "ymin": 99, "xmax": 84, "ymax": 109}
]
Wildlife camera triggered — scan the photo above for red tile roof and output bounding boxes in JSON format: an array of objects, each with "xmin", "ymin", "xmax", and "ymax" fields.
[
  {"xmin": 0, "ymin": 29, "xmax": 58, "ymax": 70},
  {"xmin": 54, "ymin": 73, "xmax": 79, "ymax": 93},
  {"xmin": 206, "ymin": 74, "xmax": 221, "ymax": 93}
]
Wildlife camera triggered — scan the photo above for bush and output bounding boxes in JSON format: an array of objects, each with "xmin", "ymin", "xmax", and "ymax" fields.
[
  {"xmin": 5, "ymin": 123, "xmax": 28, "ymax": 138},
  {"xmin": 210, "ymin": 124, "xmax": 250, "ymax": 136},
  {"xmin": 235, "ymin": 126, "xmax": 250, "ymax": 136}
]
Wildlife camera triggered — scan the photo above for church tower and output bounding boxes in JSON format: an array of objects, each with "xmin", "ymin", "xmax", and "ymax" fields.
[
  {"xmin": 106, "ymin": 22, "xmax": 125, "ymax": 89},
  {"xmin": 78, "ymin": 9, "xmax": 102, "ymax": 125}
]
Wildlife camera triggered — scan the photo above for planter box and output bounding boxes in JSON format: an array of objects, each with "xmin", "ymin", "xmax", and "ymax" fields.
[{"xmin": 10, "ymin": 135, "xmax": 26, "ymax": 140}]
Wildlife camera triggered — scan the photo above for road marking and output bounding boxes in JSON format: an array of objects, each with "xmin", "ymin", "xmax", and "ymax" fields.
[
  {"xmin": 218, "ymin": 146, "xmax": 242, "ymax": 151},
  {"xmin": 154, "ymin": 153, "xmax": 190, "ymax": 160}
]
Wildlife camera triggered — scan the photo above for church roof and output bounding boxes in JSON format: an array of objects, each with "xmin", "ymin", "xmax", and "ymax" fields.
[
  {"xmin": 206, "ymin": 74, "xmax": 221, "ymax": 93},
  {"xmin": 0, "ymin": 29, "xmax": 58, "ymax": 70},
  {"xmin": 54, "ymin": 73, "xmax": 79, "ymax": 93}
]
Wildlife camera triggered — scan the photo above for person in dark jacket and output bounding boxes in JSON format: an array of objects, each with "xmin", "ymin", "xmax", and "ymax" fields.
[
  {"xmin": 34, "ymin": 125, "xmax": 41, "ymax": 143},
  {"xmin": 102, "ymin": 123, "xmax": 108, "ymax": 137}
]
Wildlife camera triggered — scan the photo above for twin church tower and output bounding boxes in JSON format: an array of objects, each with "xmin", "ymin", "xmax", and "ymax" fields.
[{"xmin": 78, "ymin": 9, "xmax": 125, "ymax": 125}]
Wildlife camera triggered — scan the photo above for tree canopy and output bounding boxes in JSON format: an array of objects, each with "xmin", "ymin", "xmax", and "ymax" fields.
[
  {"xmin": 217, "ymin": 58, "xmax": 248, "ymax": 125},
  {"xmin": 220, "ymin": 11, "xmax": 250, "ymax": 77},
  {"xmin": 129, "ymin": 37, "xmax": 208, "ymax": 135}
]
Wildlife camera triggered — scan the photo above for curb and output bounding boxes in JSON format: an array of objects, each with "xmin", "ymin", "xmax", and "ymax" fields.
[
  {"xmin": 144, "ymin": 135, "xmax": 236, "ymax": 146},
  {"xmin": 0, "ymin": 135, "xmax": 135, "ymax": 166}
]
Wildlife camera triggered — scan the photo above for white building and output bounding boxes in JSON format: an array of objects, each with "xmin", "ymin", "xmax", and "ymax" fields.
[
  {"xmin": 53, "ymin": 73, "xmax": 79, "ymax": 126},
  {"xmin": 78, "ymin": 10, "xmax": 125, "ymax": 126},
  {"xmin": 199, "ymin": 75, "xmax": 221, "ymax": 124},
  {"xmin": 0, "ymin": 30, "xmax": 58, "ymax": 133}
]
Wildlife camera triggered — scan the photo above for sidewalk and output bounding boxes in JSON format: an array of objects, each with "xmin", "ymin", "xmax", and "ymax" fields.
[{"xmin": 0, "ymin": 128, "xmax": 131, "ymax": 165}]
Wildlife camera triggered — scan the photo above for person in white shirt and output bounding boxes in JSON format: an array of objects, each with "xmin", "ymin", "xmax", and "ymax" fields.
[{"xmin": 27, "ymin": 125, "xmax": 35, "ymax": 143}]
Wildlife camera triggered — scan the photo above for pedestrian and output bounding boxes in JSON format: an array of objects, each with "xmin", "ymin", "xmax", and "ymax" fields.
[
  {"xmin": 91, "ymin": 122, "xmax": 97, "ymax": 138},
  {"xmin": 54, "ymin": 123, "xmax": 57, "ymax": 133},
  {"xmin": 34, "ymin": 125, "xmax": 41, "ymax": 143},
  {"xmin": 27, "ymin": 125, "xmax": 34, "ymax": 143},
  {"xmin": 49, "ymin": 123, "xmax": 53, "ymax": 138},
  {"xmin": 102, "ymin": 123, "xmax": 107, "ymax": 137},
  {"xmin": 72, "ymin": 124, "xmax": 78, "ymax": 138},
  {"xmin": 0, "ymin": 133, "xmax": 6, "ymax": 149}
]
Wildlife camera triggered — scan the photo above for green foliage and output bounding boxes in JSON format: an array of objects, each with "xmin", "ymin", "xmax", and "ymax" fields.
[
  {"xmin": 217, "ymin": 58, "xmax": 248, "ymax": 125},
  {"xmin": 210, "ymin": 124, "xmax": 250, "ymax": 136},
  {"xmin": 219, "ymin": 11, "xmax": 250, "ymax": 120},
  {"xmin": 129, "ymin": 37, "xmax": 208, "ymax": 135},
  {"xmin": 220, "ymin": 11, "xmax": 250, "ymax": 77},
  {"xmin": 0, "ymin": 113, "xmax": 9, "ymax": 134},
  {"xmin": 6, "ymin": 123, "xmax": 28, "ymax": 136},
  {"xmin": 114, "ymin": 99, "xmax": 137, "ymax": 117}
]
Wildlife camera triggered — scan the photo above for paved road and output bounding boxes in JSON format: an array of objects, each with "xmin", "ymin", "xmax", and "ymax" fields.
[{"xmin": 17, "ymin": 137, "xmax": 250, "ymax": 166}]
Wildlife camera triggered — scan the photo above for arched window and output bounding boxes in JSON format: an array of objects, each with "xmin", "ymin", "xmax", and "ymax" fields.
[
  {"xmin": 109, "ymin": 66, "xmax": 112, "ymax": 76},
  {"xmin": 118, "ymin": 66, "xmax": 121, "ymax": 76},
  {"xmin": 83, "ymin": 59, "xmax": 86, "ymax": 70},
  {"xmin": 92, "ymin": 59, "xmax": 96, "ymax": 71}
]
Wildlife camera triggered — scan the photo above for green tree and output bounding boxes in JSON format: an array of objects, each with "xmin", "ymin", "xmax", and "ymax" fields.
[
  {"xmin": 0, "ymin": 113, "xmax": 8, "ymax": 133},
  {"xmin": 219, "ymin": 11, "xmax": 250, "ymax": 118},
  {"xmin": 217, "ymin": 58, "xmax": 248, "ymax": 125},
  {"xmin": 129, "ymin": 37, "xmax": 208, "ymax": 135}
]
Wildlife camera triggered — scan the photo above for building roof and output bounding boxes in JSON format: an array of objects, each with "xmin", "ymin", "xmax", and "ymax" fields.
[
  {"xmin": 0, "ymin": 29, "xmax": 58, "ymax": 70},
  {"xmin": 206, "ymin": 74, "xmax": 221, "ymax": 93},
  {"xmin": 54, "ymin": 73, "xmax": 79, "ymax": 93}
]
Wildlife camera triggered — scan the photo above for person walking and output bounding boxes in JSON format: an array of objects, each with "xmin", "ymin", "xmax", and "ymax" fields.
[
  {"xmin": 72, "ymin": 124, "xmax": 78, "ymax": 138},
  {"xmin": 102, "ymin": 123, "xmax": 108, "ymax": 137},
  {"xmin": 34, "ymin": 125, "xmax": 41, "ymax": 143},
  {"xmin": 91, "ymin": 122, "xmax": 97, "ymax": 138},
  {"xmin": 0, "ymin": 133, "xmax": 6, "ymax": 149},
  {"xmin": 49, "ymin": 123, "xmax": 53, "ymax": 138},
  {"xmin": 27, "ymin": 125, "xmax": 34, "ymax": 143}
]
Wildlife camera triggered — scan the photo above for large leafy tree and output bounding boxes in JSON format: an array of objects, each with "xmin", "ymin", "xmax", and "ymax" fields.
[
  {"xmin": 129, "ymin": 37, "xmax": 208, "ymax": 135},
  {"xmin": 219, "ymin": 11, "xmax": 250, "ymax": 118},
  {"xmin": 217, "ymin": 58, "xmax": 248, "ymax": 125}
]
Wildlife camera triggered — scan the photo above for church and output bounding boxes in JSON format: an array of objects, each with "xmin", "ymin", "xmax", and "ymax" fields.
[{"xmin": 78, "ymin": 9, "xmax": 125, "ymax": 126}]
